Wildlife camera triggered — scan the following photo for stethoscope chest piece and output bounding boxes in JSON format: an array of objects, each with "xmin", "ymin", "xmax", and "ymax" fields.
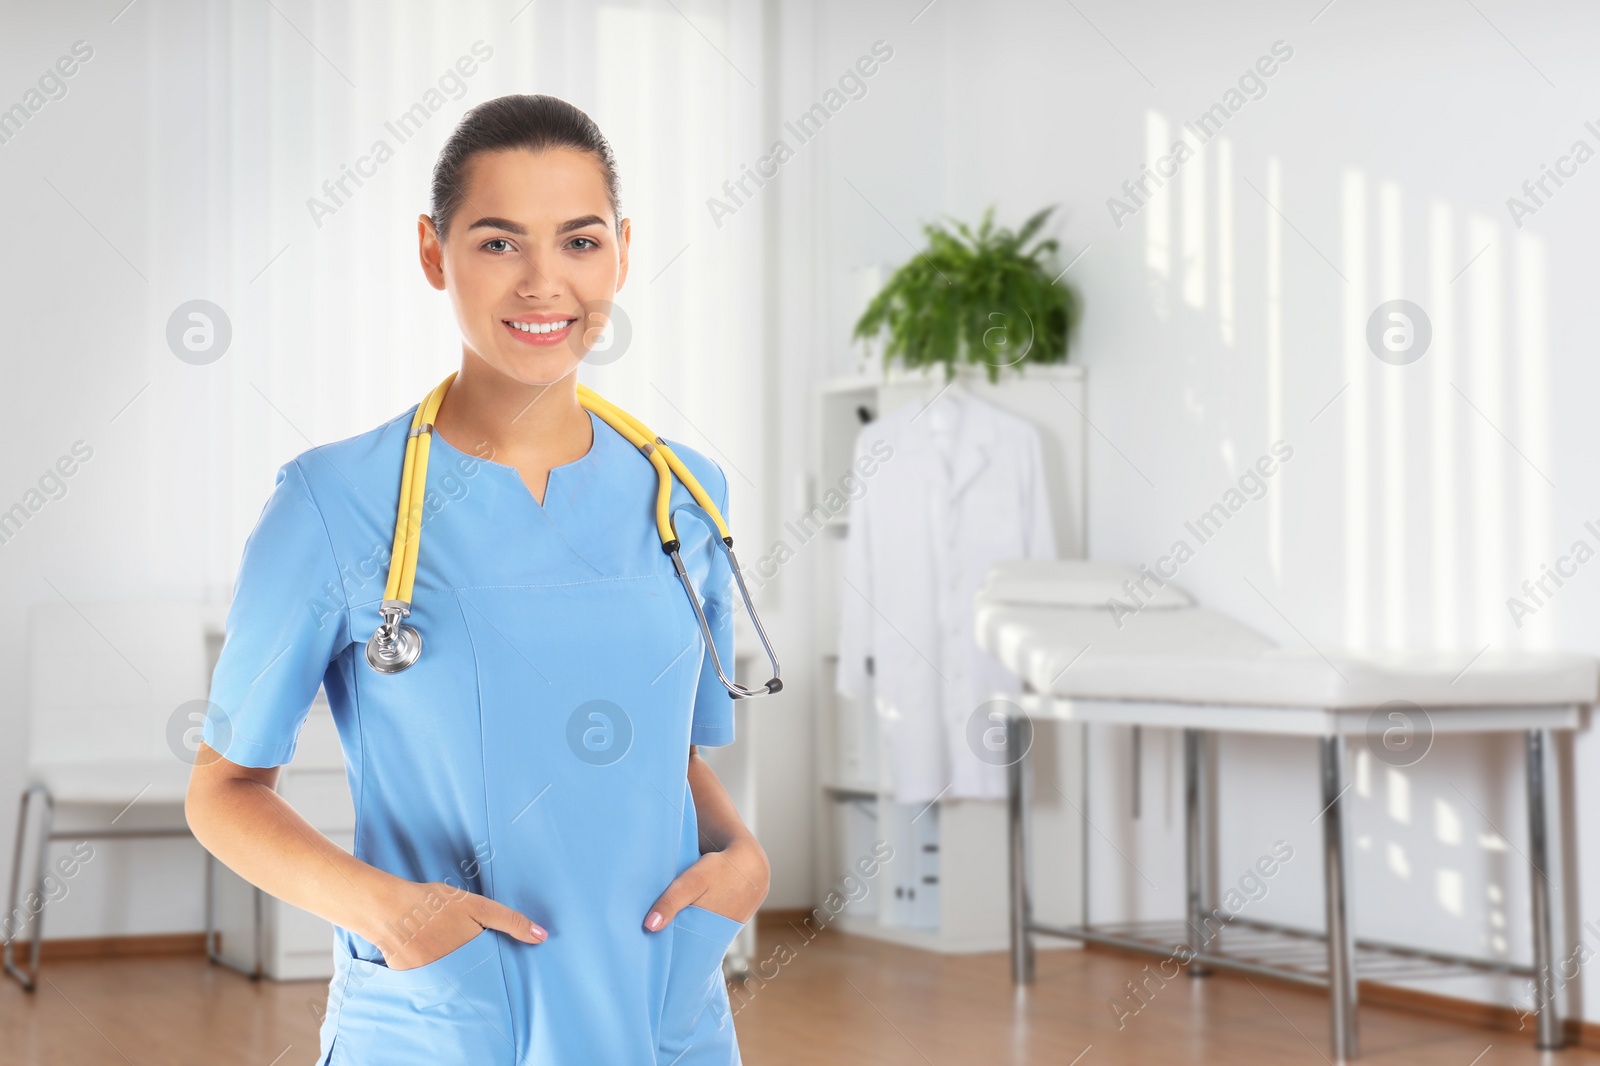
[{"xmin": 365, "ymin": 600, "xmax": 422, "ymax": 674}]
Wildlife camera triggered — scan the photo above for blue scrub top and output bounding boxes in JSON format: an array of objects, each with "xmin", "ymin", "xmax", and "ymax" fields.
[{"xmin": 204, "ymin": 401, "xmax": 745, "ymax": 1065}]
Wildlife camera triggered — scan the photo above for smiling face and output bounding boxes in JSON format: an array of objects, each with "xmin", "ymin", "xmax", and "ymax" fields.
[{"xmin": 419, "ymin": 147, "xmax": 630, "ymax": 387}]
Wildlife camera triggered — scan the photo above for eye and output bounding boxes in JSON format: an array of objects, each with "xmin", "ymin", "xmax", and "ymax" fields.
[
  {"xmin": 482, "ymin": 237, "xmax": 514, "ymax": 253},
  {"xmin": 569, "ymin": 236, "xmax": 599, "ymax": 251}
]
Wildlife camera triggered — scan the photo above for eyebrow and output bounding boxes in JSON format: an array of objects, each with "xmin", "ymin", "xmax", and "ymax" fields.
[{"xmin": 464, "ymin": 214, "xmax": 608, "ymax": 236}]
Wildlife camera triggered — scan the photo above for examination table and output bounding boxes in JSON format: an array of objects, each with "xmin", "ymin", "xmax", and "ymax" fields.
[{"xmin": 974, "ymin": 560, "xmax": 1598, "ymax": 1059}]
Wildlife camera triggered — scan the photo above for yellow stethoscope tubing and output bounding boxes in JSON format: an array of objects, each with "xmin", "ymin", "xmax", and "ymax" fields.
[
  {"xmin": 575, "ymin": 383, "xmax": 731, "ymax": 543},
  {"xmin": 368, "ymin": 372, "xmax": 780, "ymax": 698},
  {"xmin": 384, "ymin": 372, "xmax": 455, "ymax": 605}
]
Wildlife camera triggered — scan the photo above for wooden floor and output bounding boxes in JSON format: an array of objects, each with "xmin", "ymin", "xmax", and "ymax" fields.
[{"xmin": 2, "ymin": 918, "xmax": 1596, "ymax": 1065}]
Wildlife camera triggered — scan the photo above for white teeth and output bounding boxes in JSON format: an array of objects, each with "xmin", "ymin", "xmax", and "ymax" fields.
[{"xmin": 508, "ymin": 319, "xmax": 573, "ymax": 334}]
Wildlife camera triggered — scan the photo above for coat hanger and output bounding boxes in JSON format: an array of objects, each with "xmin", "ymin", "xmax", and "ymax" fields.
[{"xmin": 927, "ymin": 371, "xmax": 970, "ymax": 438}]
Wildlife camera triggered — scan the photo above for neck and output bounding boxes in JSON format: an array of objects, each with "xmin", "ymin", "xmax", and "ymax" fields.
[{"xmin": 433, "ymin": 351, "xmax": 589, "ymax": 466}]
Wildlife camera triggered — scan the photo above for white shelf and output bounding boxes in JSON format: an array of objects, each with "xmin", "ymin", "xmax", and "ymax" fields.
[{"xmin": 820, "ymin": 361, "xmax": 1085, "ymax": 395}]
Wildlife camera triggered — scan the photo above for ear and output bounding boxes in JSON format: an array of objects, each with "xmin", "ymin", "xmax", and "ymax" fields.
[{"xmin": 418, "ymin": 214, "xmax": 447, "ymax": 291}]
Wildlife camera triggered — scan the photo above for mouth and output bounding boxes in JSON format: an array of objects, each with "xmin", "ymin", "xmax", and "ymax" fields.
[{"xmin": 502, "ymin": 315, "xmax": 577, "ymax": 347}]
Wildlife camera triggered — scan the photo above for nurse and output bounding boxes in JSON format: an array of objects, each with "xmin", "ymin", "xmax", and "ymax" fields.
[{"xmin": 184, "ymin": 93, "xmax": 770, "ymax": 1065}]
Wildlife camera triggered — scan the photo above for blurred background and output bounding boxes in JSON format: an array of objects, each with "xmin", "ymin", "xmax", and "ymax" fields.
[{"xmin": 5, "ymin": 0, "xmax": 1600, "ymax": 1063}]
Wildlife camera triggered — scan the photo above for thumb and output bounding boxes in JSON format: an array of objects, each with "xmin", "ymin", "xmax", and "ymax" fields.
[
  {"xmin": 644, "ymin": 864, "xmax": 706, "ymax": 933},
  {"xmin": 472, "ymin": 895, "xmax": 547, "ymax": 944}
]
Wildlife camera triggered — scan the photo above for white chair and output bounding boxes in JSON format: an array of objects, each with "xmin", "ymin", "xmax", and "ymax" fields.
[{"xmin": 2, "ymin": 599, "xmax": 260, "ymax": 988}]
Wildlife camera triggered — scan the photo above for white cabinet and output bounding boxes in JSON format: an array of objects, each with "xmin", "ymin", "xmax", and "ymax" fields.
[{"xmin": 813, "ymin": 364, "xmax": 1089, "ymax": 952}]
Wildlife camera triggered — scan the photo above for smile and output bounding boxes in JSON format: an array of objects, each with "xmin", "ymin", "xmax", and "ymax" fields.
[{"xmin": 503, "ymin": 318, "xmax": 575, "ymax": 345}]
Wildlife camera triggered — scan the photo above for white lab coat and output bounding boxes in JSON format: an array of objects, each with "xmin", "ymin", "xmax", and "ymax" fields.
[{"xmin": 836, "ymin": 387, "xmax": 1056, "ymax": 803}]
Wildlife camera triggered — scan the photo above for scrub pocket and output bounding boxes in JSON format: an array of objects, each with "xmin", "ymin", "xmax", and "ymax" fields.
[
  {"xmin": 657, "ymin": 905, "xmax": 745, "ymax": 1065},
  {"xmin": 325, "ymin": 926, "xmax": 515, "ymax": 1066}
]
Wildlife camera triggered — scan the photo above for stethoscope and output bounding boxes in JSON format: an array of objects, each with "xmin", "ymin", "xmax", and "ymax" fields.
[{"xmin": 364, "ymin": 370, "xmax": 782, "ymax": 699}]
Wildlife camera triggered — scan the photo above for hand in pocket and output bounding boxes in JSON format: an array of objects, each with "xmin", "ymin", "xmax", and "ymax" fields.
[
  {"xmin": 369, "ymin": 880, "xmax": 547, "ymax": 969},
  {"xmin": 642, "ymin": 838, "xmax": 769, "ymax": 932}
]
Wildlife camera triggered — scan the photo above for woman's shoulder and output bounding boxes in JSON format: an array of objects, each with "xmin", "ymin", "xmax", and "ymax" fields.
[
  {"xmin": 244, "ymin": 406, "xmax": 419, "ymax": 562},
  {"xmin": 659, "ymin": 437, "xmax": 728, "ymax": 507},
  {"xmin": 282, "ymin": 406, "xmax": 418, "ymax": 507}
]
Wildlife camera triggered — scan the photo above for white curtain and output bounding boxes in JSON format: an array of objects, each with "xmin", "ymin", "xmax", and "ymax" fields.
[{"xmin": 153, "ymin": 0, "xmax": 769, "ymax": 598}]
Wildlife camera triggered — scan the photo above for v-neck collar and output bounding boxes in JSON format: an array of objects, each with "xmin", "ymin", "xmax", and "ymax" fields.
[{"xmin": 431, "ymin": 407, "xmax": 602, "ymax": 511}]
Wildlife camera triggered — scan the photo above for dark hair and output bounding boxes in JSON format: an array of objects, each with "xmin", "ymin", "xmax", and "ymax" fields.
[{"xmin": 429, "ymin": 94, "xmax": 620, "ymax": 241}]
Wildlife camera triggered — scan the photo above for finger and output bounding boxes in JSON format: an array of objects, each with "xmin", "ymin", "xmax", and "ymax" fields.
[
  {"xmin": 644, "ymin": 864, "xmax": 708, "ymax": 932},
  {"xmin": 471, "ymin": 895, "xmax": 548, "ymax": 943}
]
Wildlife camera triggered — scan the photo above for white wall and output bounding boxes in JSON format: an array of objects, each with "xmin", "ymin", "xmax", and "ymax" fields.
[{"xmin": 791, "ymin": 0, "xmax": 1600, "ymax": 1020}]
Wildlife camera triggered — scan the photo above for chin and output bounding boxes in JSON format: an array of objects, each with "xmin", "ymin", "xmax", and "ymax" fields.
[{"xmin": 493, "ymin": 350, "xmax": 583, "ymax": 388}]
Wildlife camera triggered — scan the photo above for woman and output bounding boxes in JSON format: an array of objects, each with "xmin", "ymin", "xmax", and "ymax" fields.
[{"xmin": 185, "ymin": 94, "xmax": 768, "ymax": 1065}]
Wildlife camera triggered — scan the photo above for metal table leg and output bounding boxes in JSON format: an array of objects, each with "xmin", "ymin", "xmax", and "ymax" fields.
[
  {"xmin": 1525, "ymin": 728, "xmax": 1563, "ymax": 1050},
  {"xmin": 1320, "ymin": 735, "xmax": 1358, "ymax": 1059},
  {"xmin": 1184, "ymin": 729, "xmax": 1213, "ymax": 976},
  {"xmin": 1008, "ymin": 712, "xmax": 1035, "ymax": 984}
]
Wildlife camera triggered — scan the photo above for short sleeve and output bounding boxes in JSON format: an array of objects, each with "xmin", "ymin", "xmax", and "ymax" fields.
[
  {"xmin": 204, "ymin": 459, "xmax": 349, "ymax": 767},
  {"xmin": 690, "ymin": 460, "xmax": 736, "ymax": 747}
]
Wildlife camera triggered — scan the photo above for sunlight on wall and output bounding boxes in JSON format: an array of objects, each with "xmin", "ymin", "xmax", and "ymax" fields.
[
  {"xmin": 1488, "ymin": 883, "xmax": 1508, "ymax": 954},
  {"xmin": 1428, "ymin": 201, "xmax": 1457, "ymax": 650},
  {"xmin": 1386, "ymin": 766, "xmax": 1410, "ymax": 823},
  {"xmin": 1182, "ymin": 134, "xmax": 1205, "ymax": 310},
  {"xmin": 1379, "ymin": 181, "xmax": 1406, "ymax": 645},
  {"xmin": 1342, "ymin": 170, "xmax": 1369, "ymax": 648},
  {"xmin": 1133, "ymin": 112, "xmax": 1554, "ymax": 654},
  {"xmin": 1217, "ymin": 138, "xmax": 1234, "ymax": 345},
  {"xmin": 1340, "ymin": 188, "xmax": 1550, "ymax": 651},
  {"xmin": 1467, "ymin": 214, "xmax": 1505, "ymax": 645},
  {"xmin": 1144, "ymin": 111, "xmax": 1171, "ymax": 297},
  {"xmin": 1437, "ymin": 868, "xmax": 1464, "ymax": 916},
  {"xmin": 1514, "ymin": 232, "xmax": 1551, "ymax": 651},
  {"xmin": 1388, "ymin": 840, "xmax": 1411, "ymax": 879},
  {"xmin": 1435, "ymin": 796, "xmax": 1463, "ymax": 845},
  {"xmin": 1264, "ymin": 154, "xmax": 1283, "ymax": 580}
]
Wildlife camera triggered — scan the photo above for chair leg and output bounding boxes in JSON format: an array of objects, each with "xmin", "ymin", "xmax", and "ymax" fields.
[
  {"xmin": 4, "ymin": 784, "xmax": 53, "ymax": 992},
  {"xmin": 4, "ymin": 787, "xmax": 33, "ymax": 989},
  {"xmin": 27, "ymin": 788, "xmax": 53, "ymax": 987}
]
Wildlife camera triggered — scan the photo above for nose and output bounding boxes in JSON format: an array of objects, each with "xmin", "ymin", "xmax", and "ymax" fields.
[{"xmin": 514, "ymin": 246, "xmax": 561, "ymax": 302}]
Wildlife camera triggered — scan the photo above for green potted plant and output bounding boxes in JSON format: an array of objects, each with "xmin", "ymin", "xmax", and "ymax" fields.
[{"xmin": 852, "ymin": 205, "xmax": 1082, "ymax": 384}]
